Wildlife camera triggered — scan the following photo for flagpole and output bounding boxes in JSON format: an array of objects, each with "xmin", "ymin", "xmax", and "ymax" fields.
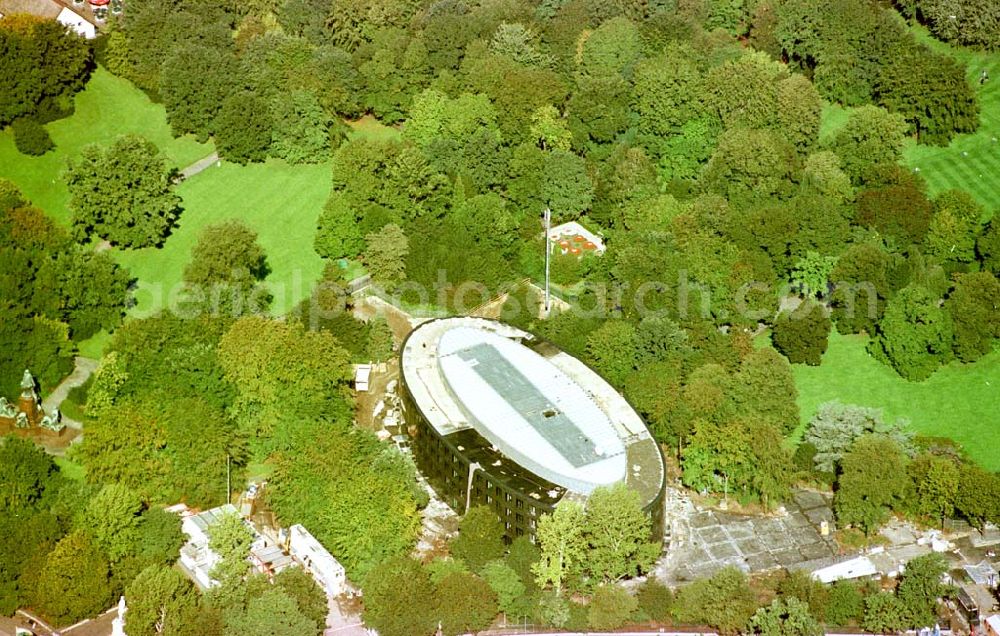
[{"xmin": 544, "ymin": 208, "xmax": 551, "ymax": 316}]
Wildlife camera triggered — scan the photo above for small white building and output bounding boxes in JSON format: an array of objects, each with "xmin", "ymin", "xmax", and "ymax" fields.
[
  {"xmin": 984, "ymin": 614, "xmax": 1000, "ymax": 636},
  {"xmin": 811, "ymin": 556, "xmax": 879, "ymax": 584},
  {"xmin": 56, "ymin": 6, "xmax": 95, "ymax": 38},
  {"xmin": 546, "ymin": 221, "xmax": 606, "ymax": 256},
  {"xmin": 354, "ymin": 364, "xmax": 372, "ymax": 392},
  {"xmin": 288, "ymin": 524, "xmax": 347, "ymax": 596}
]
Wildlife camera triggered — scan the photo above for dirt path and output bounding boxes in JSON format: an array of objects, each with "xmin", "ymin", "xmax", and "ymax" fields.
[
  {"xmin": 179, "ymin": 152, "xmax": 220, "ymax": 180},
  {"xmin": 42, "ymin": 356, "xmax": 98, "ymax": 430}
]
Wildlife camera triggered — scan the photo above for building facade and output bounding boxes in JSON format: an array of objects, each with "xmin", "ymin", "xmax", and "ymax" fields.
[{"xmin": 400, "ymin": 317, "xmax": 665, "ymax": 544}]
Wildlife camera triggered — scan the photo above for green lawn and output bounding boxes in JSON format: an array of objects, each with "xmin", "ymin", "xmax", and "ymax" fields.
[
  {"xmin": 114, "ymin": 159, "xmax": 331, "ymax": 316},
  {"xmin": 901, "ymin": 26, "xmax": 1000, "ymax": 214},
  {"xmin": 793, "ymin": 331, "xmax": 1000, "ymax": 470},
  {"xmin": 0, "ymin": 67, "xmax": 212, "ymax": 224},
  {"xmin": 54, "ymin": 456, "xmax": 86, "ymax": 482}
]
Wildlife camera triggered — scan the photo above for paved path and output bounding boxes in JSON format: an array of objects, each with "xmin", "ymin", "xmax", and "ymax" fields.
[
  {"xmin": 42, "ymin": 356, "xmax": 99, "ymax": 430},
  {"xmin": 179, "ymin": 152, "xmax": 220, "ymax": 180}
]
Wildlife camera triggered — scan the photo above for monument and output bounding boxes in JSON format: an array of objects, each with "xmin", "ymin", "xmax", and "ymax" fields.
[{"xmin": 0, "ymin": 369, "xmax": 67, "ymax": 439}]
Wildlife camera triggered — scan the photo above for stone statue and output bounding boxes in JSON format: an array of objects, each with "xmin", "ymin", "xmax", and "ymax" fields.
[
  {"xmin": 15, "ymin": 412, "xmax": 29, "ymax": 428},
  {"xmin": 111, "ymin": 595, "xmax": 127, "ymax": 636},
  {"xmin": 20, "ymin": 369, "xmax": 37, "ymax": 401},
  {"xmin": 40, "ymin": 409, "xmax": 64, "ymax": 432},
  {"xmin": 0, "ymin": 396, "xmax": 14, "ymax": 418}
]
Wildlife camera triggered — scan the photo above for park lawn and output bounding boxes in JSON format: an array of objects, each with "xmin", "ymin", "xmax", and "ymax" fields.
[
  {"xmin": 113, "ymin": 159, "xmax": 332, "ymax": 317},
  {"xmin": 900, "ymin": 26, "xmax": 1000, "ymax": 214},
  {"xmin": 0, "ymin": 66, "xmax": 212, "ymax": 224},
  {"xmin": 792, "ymin": 330, "xmax": 1000, "ymax": 470}
]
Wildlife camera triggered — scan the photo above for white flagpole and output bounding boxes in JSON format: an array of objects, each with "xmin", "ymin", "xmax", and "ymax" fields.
[{"xmin": 544, "ymin": 208, "xmax": 551, "ymax": 316}]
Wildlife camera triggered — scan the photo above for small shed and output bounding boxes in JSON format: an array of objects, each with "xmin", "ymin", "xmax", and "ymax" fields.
[{"xmin": 354, "ymin": 364, "xmax": 372, "ymax": 392}]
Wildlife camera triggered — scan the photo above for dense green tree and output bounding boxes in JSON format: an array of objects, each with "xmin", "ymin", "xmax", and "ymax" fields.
[
  {"xmin": 363, "ymin": 223, "xmax": 409, "ymax": 290},
  {"xmin": 588, "ymin": 584, "xmax": 637, "ymax": 630},
  {"xmin": 267, "ymin": 416, "xmax": 421, "ymax": 579},
  {"xmin": 207, "ymin": 511, "xmax": 253, "ymax": 588},
  {"xmin": 702, "ymin": 127, "xmax": 794, "ymax": 205},
  {"xmin": 802, "ymin": 151, "xmax": 853, "ymax": 203},
  {"xmin": 578, "ymin": 16, "xmax": 641, "ymax": 78},
  {"xmin": 896, "ymin": 553, "xmax": 948, "ymax": 628},
  {"xmin": 79, "ymin": 483, "xmax": 143, "ymax": 563},
  {"xmin": 772, "ymin": 301, "xmax": 831, "ymax": 366},
  {"xmin": 584, "ymin": 483, "xmax": 659, "ymax": 583},
  {"xmin": 32, "ymin": 249, "xmax": 131, "ymax": 340},
  {"xmin": 314, "ymin": 192, "xmax": 365, "ymax": 260},
  {"xmin": 183, "ymin": 220, "xmax": 270, "ymax": 317},
  {"xmin": 747, "ymin": 597, "xmax": 823, "ymax": 636},
  {"xmin": 875, "ymin": 47, "xmax": 978, "ymax": 146},
  {"xmin": 11, "ymin": 117, "xmax": 54, "ymax": 156},
  {"xmin": 955, "ymin": 463, "xmax": 1000, "ymax": 528},
  {"xmin": 855, "ymin": 181, "xmax": 933, "ymax": 245},
  {"xmin": 674, "ymin": 567, "xmax": 758, "ymax": 635},
  {"xmin": 481, "ymin": 561, "xmax": 527, "ymax": 617},
  {"xmin": 870, "ymin": 284, "xmax": 953, "ymax": 381},
  {"xmin": 0, "ymin": 436, "xmax": 58, "ymax": 511},
  {"xmin": 733, "ymin": 348, "xmax": 800, "ymax": 435},
  {"xmin": 915, "ymin": 0, "xmax": 1000, "ymax": 49},
  {"xmin": 224, "ymin": 586, "xmax": 320, "ymax": 636},
  {"xmin": 776, "ymin": 570, "xmax": 829, "ymax": 622},
  {"xmin": 862, "ymin": 591, "xmax": 906, "ymax": 634},
  {"xmin": 0, "ymin": 15, "xmax": 92, "ymax": 126},
  {"xmin": 450, "ymin": 506, "xmax": 505, "ymax": 572},
  {"xmin": 585, "ymin": 321, "xmax": 640, "ymax": 387},
  {"xmin": 945, "ymin": 272, "xmax": 1000, "ymax": 363},
  {"xmin": 978, "ymin": 219, "xmax": 1000, "ymax": 274},
  {"xmin": 829, "ymin": 242, "xmax": 893, "ymax": 335},
  {"xmin": 825, "ymin": 580, "xmax": 864, "ymax": 626},
  {"xmin": 434, "ymin": 571, "xmax": 498, "ymax": 636},
  {"xmin": 0, "ymin": 310, "xmax": 75, "ymax": 401},
  {"xmin": 636, "ymin": 578, "xmax": 673, "ymax": 623},
  {"xmin": 832, "ymin": 105, "xmax": 908, "ymax": 185},
  {"xmin": 160, "ymin": 46, "xmax": 238, "ymax": 140},
  {"xmin": 908, "ymin": 453, "xmax": 960, "ymax": 526},
  {"xmin": 925, "ymin": 190, "xmax": 983, "ymax": 264},
  {"xmin": 125, "ymin": 565, "xmax": 199, "ymax": 636},
  {"xmin": 66, "ymin": 135, "xmax": 182, "ymax": 248},
  {"xmin": 362, "ymin": 556, "xmax": 436, "ymax": 636},
  {"xmin": 217, "ymin": 315, "xmax": 350, "ymax": 441},
  {"xmin": 269, "ymin": 90, "xmax": 332, "ymax": 164},
  {"xmin": 214, "ymin": 93, "xmax": 273, "ymax": 164},
  {"xmin": 24, "ymin": 531, "xmax": 112, "ymax": 626},
  {"xmin": 835, "ymin": 435, "xmax": 910, "ymax": 535},
  {"xmin": 532, "ymin": 501, "xmax": 586, "ymax": 596},
  {"xmin": 135, "ymin": 507, "xmax": 185, "ymax": 566}
]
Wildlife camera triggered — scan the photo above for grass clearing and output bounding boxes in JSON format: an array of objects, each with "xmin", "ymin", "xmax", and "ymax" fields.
[
  {"xmin": 346, "ymin": 115, "xmax": 401, "ymax": 143},
  {"xmin": 792, "ymin": 331, "xmax": 1000, "ymax": 470},
  {"xmin": 54, "ymin": 456, "xmax": 86, "ymax": 481},
  {"xmin": 114, "ymin": 159, "xmax": 332, "ymax": 316},
  {"xmin": 0, "ymin": 67, "xmax": 211, "ymax": 224}
]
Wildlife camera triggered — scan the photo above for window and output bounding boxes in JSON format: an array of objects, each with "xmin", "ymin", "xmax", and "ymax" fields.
[
  {"xmin": 516, "ymin": 513, "xmax": 523, "ymax": 524},
  {"xmin": 516, "ymin": 499, "xmax": 523, "ymax": 509}
]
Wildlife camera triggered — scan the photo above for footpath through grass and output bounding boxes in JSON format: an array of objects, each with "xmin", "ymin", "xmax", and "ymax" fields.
[
  {"xmin": 793, "ymin": 331, "xmax": 1000, "ymax": 470},
  {"xmin": 114, "ymin": 159, "xmax": 331, "ymax": 317},
  {"xmin": 0, "ymin": 67, "xmax": 211, "ymax": 224}
]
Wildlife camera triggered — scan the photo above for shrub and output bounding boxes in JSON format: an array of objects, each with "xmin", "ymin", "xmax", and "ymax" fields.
[
  {"xmin": 637, "ymin": 578, "xmax": 674, "ymax": 623},
  {"xmin": 12, "ymin": 118, "xmax": 54, "ymax": 156},
  {"xmin": 588, "ymin": 584, "xmax": 638, "ymax": 630}
]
